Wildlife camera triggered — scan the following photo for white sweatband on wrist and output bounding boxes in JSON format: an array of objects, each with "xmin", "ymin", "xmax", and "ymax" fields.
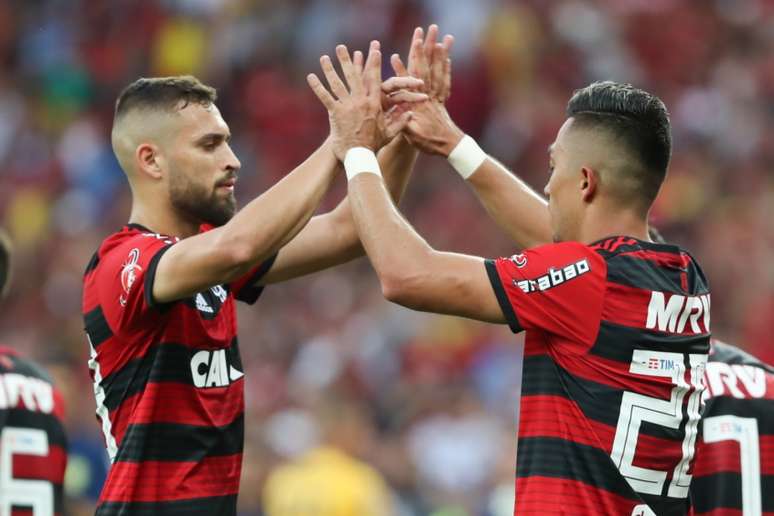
[
  {"xmin": 447, "ymin": 135, "xmax": 488, "ymax": 179},
  {"xmin": 344, "ymin": 147, "xmax": 382, "ymax": 181}
]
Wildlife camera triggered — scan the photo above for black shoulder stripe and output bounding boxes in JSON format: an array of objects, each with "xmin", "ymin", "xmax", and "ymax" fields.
[
  {"xmin": 606, "ymin": 254, "xmax": 687, "ymax": 294},
  {"xmin": 114, "ymin": 414, "xmax": 244, "ymax": 463},
  {"xmin": 84, "ymin": 306, "xmax": 113, "ymax": 348},
  {"xmin": 484, "ymin": 259, "xmax": 522, "ymax": 333},
  {"xmin": 84, "ymin": 251, "xmax": 100, "ymax": 276},
  {"xmin": 144, "ymin": 244, "xmax": 174, "ymax": 310},
  {"xmin": 234, "ymin": 252, "xmax": 278, "ymax": 305},
  {"xmin": 96, "ymin": 495, "xmax": 237, "ymax": 516}
]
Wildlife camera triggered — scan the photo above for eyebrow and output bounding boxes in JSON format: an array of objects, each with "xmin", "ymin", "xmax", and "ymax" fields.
[{"xmin": 194, "ymin": 132, "xmax": 231, "ymax": 145}]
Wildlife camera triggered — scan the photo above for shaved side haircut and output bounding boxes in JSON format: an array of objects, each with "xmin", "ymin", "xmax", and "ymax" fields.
[
  {"xmin": 114, "ymin": 76, "xmax": 217, "ymax": 121},
  {"xmin": 111, "ymin": 76, "xmax": 218, "ymax": 175},
  {"xmin": 567, "ymin": 81, "xmax": 672, "ymax": 212}
]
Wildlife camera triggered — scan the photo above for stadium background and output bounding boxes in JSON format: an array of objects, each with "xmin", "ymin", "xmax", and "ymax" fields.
[{"xmin": 0, "ymin": 0, "xmax": 771, "ymax": 514}]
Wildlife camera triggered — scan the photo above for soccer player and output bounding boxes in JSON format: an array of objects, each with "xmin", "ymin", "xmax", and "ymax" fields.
[
  {"xmin": 82, "ymin": 42, "xmax": 428, "ymax": 514},
  {"xmin": 690, "ymin": 340, "xmax": 774, "ymax": 516},
  {"xmin": 309, "ymin": 33, "xmax": 711, "ymax": 515},
  {"xmin": 0, "ymin": 230, "xmax": 68, "ymax": 516}
]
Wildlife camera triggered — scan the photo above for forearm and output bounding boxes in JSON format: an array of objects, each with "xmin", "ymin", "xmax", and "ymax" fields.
[
  {"xmin": 348, "ymin": 173, "xmax": 433, "ymax": 296},
  {"xmin": 220, "ymin": 138, "xmax": 339, "ymax": 265},
  {"xmin": 258, "ymin": 137, "xmax": 418, "ymax": 284},
  {"xmin": 466, "ymin": 157, "xmax": 552, "ymax": 249}
]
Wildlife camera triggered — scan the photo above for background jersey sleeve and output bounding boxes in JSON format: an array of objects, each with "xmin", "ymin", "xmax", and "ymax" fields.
[
  {"xmin": 229, "ymin": 253, "xmax": 278, "ymax": 304},
  {"xmin": 485, "ymin": 241, "xmax": 606, "ymax": 344},
  {"xmin": 96, "ymin": 234, "xmax": 173, "ymax": 332}
]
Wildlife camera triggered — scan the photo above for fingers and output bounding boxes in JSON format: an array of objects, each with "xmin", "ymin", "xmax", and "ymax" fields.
[
  {"xmin": 430, "ymin": 43, "xmax": 446, "ymax": 99},
  {"xmin": 407, "ymin": 36, "xmax": 425, "ymax": 79},
  {"xmin": 423, "ymin": 24, "xmax": 439, "ymax": 60},
  {"xmin": 383, "ymin": 91, "xmax": 428, "ymax": 110},
  {"xmin": 381, "ymin": 76, "xmax": 424, "ymax": 94},
  {"xmin": 306, "ymin": 73, "xmax": 336, "ymax": 111},
  {"xmin": 363, "ymin": 40, "xmax": 383, "ymax": 98},
  {"xmin": 353, "ymin": 50, "xmax": 363, "ymax": 74},
  {"xmin": 336, "ymin": 44, "xmax": 362, "ymax": 95},
  {"xmin": 320, "ymin": 54, "xmax": 348, "ymax": 99},
  {"xmin": 391, "ymin": 53, "xmax": 408, "ymax": 77},
  {"xmin": 442, "ymin": 33, "xmax": 454, "ymax": 53},
  {"xmin": 385, "ymin": 109, "xmax": 413, "ymax": 140}
]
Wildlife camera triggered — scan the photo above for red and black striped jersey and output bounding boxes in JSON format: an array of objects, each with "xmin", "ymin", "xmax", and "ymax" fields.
[
  {"xmin": 486, "ymin": 236, "xmax": 710, "ymax": 515},
  {"xmin": 690, "ymin": 340, "xmax": 774, "ymax": 516},
  {"xmin": 0, "ymin": 347, "xmax": 67, "ymax": 516},
  {"xmin": 82, "ymin": 224, "xmax": 275, "ymax": 516}
]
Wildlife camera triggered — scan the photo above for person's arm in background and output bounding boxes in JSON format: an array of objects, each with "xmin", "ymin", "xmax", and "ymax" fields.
[
  {"xmin": 259, "ymin": 29, "xmax": 446, "ymax": 284},
  {"xmin": 397, "ymin": 26, "xmax": 552, "ymax": 250}
]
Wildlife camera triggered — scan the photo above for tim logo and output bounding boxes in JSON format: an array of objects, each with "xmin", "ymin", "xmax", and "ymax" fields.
[
  {"xmin": 190, "ymin": 349, "xmax": 244, "ymax": 388},
  {"xmin": 119, "ymin": 248, "xmax": 142, "ymax": 307},
  {"xmin": 647, "ymin": 357, "xmax": 676, "ymax": 371},
  {"xmin": 514, "ymin": 258, "xmax": 590, "ymax": 294}
]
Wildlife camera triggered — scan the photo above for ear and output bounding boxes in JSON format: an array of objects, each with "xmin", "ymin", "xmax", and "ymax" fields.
[
  {"xmin": 580, "ymin": 166, "xmax": 598, "ymax": 203},
  {"xmin": 136, "ymin": 143, "xmax": 164, "ymax": 180}
]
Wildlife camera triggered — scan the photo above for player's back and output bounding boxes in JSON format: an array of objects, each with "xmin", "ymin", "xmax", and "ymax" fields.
[
  {"xmin": 0, "ymin": 347, "xmax": 67, "ymax": 516},
  {"xmin": 489, "ymin": 236, "xmax": 710, "ymax": 515},
  {"xmin": 690, "ymin": 340, "xmax": 774, "ymax": 516}
]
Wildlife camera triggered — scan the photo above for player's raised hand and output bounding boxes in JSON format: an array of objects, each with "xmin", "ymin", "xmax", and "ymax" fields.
[
  {"xmin": 391, "ymin": 24, "xmax": 453, "ymax": 102},
  {"xmin": 307, "ymin": 42, "xmax": 420, "ymax": 160}
]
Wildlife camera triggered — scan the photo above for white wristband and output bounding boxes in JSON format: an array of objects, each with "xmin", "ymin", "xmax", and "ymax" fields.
[
  {"xmin": 344, "ymin": 147, "xmax": 382, "ymax": 181},
  {"xmin": 447, "ymin": 135, "xmax": 488, "ymax": 179}
]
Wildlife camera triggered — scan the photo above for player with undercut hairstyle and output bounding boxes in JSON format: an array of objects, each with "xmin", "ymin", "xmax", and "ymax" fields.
[
  {"xmin": 83, "ymin": 42, "xmax": 430, "ymax": 515},
  {"xmin": 310, "ymin": 26, "xmax": 711, "ymax": 515}
]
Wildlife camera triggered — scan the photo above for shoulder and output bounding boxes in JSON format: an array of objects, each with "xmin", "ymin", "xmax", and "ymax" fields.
[{"xmin": 711, "ymin": 339, "xmax": 774, "ymax": 372}]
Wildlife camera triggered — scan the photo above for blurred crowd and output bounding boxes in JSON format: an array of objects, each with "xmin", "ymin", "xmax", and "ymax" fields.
[{"xmin": 0, "ymin": 0, "xmax": 771, "ymax": 514}]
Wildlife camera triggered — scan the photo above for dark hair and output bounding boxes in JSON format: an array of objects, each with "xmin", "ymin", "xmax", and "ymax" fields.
[
  {"xmin": 0, "ymin": 229, "xmax": 11, "ymax": 298},
  {"xmin": 566, "ymin": 81, "xmax": 671, "ymax": 210},
  {"xmin": 114, "ymin": 76, "xmax": 217, "ymax": 119}
]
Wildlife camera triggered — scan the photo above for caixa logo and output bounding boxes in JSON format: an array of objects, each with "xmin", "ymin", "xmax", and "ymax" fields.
[
  {"xmin": 514, "ymin": 258, "xmax": 590, "ymax": 294},
  {"xmin": 190, "ymin": 349, "xmax": 244, "ymax": 388}
]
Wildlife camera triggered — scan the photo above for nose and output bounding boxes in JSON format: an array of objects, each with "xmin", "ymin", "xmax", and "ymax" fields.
[{"xmin": 225, "ymin": 143, "xmax": 241, "ymax": 172}]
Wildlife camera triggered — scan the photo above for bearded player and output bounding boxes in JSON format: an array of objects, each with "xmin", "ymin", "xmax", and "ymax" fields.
[
  {"xmin": 311, "ymin": 26, "xmax": 711, "ymax": 515},
  {"xmin": 0, "ymin": 230, "xmax": 68, "ymax": 516},
  {"xmin": 82, "ymin": 40, "xmax": 430, "ymax": 514}
]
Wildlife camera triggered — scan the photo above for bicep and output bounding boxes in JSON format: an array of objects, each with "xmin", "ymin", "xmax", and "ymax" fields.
[
  {"xmin": 152, "ymin": 229, "xmax": 255, "ymax": 303},
  {"xmin": 389, "ymin": 251, "xmax": 507, "ymax": 325}
]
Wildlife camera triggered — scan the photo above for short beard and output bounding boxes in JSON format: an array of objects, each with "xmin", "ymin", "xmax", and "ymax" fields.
[{"xmin": 169, "ymin": 172, "xmax": 236, "ymax": 228}]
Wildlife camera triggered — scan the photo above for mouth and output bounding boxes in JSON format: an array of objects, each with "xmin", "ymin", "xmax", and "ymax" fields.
[{"xmin": 216, "ymin": 177, "xmax": 237, "ymax": 193}]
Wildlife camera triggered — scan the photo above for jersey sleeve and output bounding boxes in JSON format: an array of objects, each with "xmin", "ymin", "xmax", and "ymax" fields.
[
  {"xmin": 96, "ymin": 234, "xmax": 174, "ymax": 332},
  {"xmin": 485, "ymin": 241, "xmax": 606, "ymax": 343},
  {"xmin": 229, "ymin": 253, "xmax": 278, "ymax": 304}
]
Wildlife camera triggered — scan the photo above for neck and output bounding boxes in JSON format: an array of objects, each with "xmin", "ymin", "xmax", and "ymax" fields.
[
  {"xmin": 578, "ymin": 203, "xmax": 650, "ymax": 245},
  {"xmin": 129, "ymin": 199, "xmax": 200, "ymax": 238}
]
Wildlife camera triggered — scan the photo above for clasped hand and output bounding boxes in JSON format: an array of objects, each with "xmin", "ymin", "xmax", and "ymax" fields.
[{"xmin": 307, "ymin": 25, "xmax": 463, "ymax": 162}]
